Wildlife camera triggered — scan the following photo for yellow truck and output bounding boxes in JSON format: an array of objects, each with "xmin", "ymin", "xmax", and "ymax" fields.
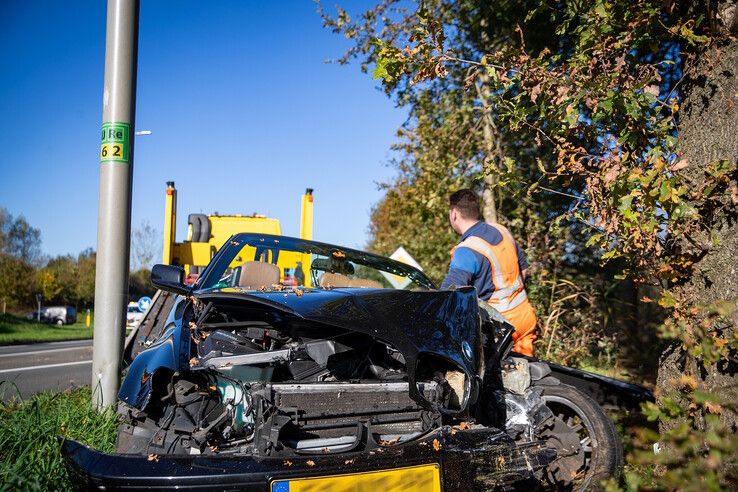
[{"xmin": 161, "ymin": 181, "xmax": 314, "ymax": 286}]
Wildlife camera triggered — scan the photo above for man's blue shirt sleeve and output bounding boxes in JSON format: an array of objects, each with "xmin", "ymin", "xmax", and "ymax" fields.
[{"xmin": 440, "ymin": 247, "xmax": 479, "ymax": 289}]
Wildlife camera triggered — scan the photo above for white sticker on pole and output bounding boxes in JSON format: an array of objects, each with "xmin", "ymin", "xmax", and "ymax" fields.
[{"xmin": 381, "ymin": 246, "xmax": 423, "ymax": 289}]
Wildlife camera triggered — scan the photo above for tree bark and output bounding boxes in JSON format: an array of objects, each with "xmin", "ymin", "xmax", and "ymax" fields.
[
  {"xmin": 477, "ymin": 76, "xmax": 500, "ymax": 224},
  {"xmin": 656, "ymin": 38, "xmax": 738, "ymax": 475}
]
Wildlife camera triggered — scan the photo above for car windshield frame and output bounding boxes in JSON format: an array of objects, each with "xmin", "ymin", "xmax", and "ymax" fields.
[{"xmin": 195, "ymin": 233, "xmax": 436, "ymax": 291}]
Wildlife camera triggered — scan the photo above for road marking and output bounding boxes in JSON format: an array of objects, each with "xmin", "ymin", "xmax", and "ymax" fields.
[
  {"xmin": 0, "ymin": 339, "xmax": 92, "ymax": 351},
  {"xmin": 0, "ymin": 360, "xmax": 91, "ymax": 374},
  {"xmin": 0, "ymin": 347, "xmax": 91, "ymax": 358}
]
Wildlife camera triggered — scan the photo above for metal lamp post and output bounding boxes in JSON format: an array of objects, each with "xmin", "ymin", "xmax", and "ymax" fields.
[{"xmin": 91, "ymin": 0, "xmax": 140, "ymax": 410}]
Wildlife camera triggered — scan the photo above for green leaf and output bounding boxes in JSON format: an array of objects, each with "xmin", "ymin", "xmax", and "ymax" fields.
[
  {"xmin": 487, "ymin": 66, "xmax": 498, "ymax": 83},
  {"xmin": 594, "ymin": 2, "xmax": 608, "ymax": 19},
  {"xmin": 372, "ymin": 58, "xmax": 388, "ymax": 80},
  {"xmin": 585, "ymin": 232, "xmax": 603, "ymax": 248}
]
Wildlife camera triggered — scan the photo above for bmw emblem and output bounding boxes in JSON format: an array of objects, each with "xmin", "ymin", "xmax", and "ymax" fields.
[{"xmin": 461, "ymin": 340, "xmax": 473, "ymax": 361}]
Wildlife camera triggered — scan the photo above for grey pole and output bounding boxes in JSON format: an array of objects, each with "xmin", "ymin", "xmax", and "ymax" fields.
[{"xmin": 92, "ymin": 0, "xmax": 140, "ymax": 410}]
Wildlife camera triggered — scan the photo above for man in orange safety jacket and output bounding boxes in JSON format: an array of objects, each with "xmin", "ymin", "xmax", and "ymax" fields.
[{"xmin": 440, "ymin": 189, "xmax": 537, "ymax": 356}]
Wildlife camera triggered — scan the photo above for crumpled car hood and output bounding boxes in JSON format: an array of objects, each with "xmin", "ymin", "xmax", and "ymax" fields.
[{"xmin": 120, "ymin": 286, "xmax": 483, "ymax": 413}]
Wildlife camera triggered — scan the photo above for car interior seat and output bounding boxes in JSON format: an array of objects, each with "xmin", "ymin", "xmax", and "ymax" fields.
[
  {"xmin": 239, "ymin": 261, "xmax": 280, "ymax": 289},
  {"xmin": 319, "ymin": 273, "xmax": 384, "ymax": 289},
  {"xmin": 319, "ymin": 272, "xmax": 352, "ymax": 288},
  {"xmin": 347, "ymin": 278, "xmax": 384, "ymax": 288}
]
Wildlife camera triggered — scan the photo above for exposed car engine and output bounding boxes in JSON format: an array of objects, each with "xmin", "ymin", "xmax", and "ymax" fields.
[{"xmin": 117, "ymin": 297, "xmax": 465, "ymax": 458}]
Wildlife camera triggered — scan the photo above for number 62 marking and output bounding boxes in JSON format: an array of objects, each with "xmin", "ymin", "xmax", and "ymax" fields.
[{"xmin": 100, "ymin": 144, "xmax": 125, "ymax": 160}]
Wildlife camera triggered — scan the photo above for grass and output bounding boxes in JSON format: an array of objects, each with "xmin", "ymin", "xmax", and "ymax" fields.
[
  {"xmin": 0, "ymin": 386, "xmax": 118, "ymax": 491},
  {"xmin": 0, "ymin": 314, "xmax": 93, "ymax": 345}
]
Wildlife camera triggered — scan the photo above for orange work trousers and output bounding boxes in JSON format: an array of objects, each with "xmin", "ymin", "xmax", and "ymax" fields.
[{"xmin": 499, "ymin": 298, "xmax": 537, "ymax": 357}]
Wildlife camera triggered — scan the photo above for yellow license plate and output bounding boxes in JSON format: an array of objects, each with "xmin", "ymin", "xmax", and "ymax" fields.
[{"xmin": 270, "ymin": 463, "xmax": 441, "ymax": 492}]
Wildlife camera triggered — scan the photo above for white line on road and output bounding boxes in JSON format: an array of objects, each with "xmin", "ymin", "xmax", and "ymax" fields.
[
  {"xmin": 0, "ymin": 340, "xmax": 92, "ymax": 350},
  {"xmin": 0, "ymin": 360, "xmax": 92, "ymax": 374},
  {"xmin": 0, "ymin": 347, "xmax": 91, "ymax": 358}
]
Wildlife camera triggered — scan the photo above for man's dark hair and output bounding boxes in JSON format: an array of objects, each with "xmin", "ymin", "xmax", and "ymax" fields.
[{"xmin": 449, "ymin": 189, "xmax": 480, "ymax": 220}]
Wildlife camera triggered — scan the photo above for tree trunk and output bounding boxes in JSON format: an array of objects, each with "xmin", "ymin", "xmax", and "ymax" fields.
[
  {"xmin": 477, "ymin": 76, "xmax": 500, "ymax": 224},
  {"xmin": 656, "ymin": 37, "xmax": 738, "ymax": 473},
  {"xmin": 481, "ymin": 176, "xmax": 498, "ymax": 224}
]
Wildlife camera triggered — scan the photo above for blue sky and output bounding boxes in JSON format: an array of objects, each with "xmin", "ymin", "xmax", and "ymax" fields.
[{"xmin": 0, "ymin": 1, "xmax": 406, "ymax": 258}]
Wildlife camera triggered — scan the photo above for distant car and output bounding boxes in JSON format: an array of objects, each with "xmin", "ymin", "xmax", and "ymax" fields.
[
  {"xmin": 126, "ymin": 304, "xmax": 144, "ymax": 328},
  {"xmin": 27, "ymin": 306, "xmax": 77, "ymax": 325},
  {"xmin": 26, "ymin": 309, "xmax": 45, "ymax": 322}
]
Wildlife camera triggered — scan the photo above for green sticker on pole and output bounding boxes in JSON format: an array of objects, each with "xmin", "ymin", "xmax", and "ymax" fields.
[{"xmin": 100, "ymin": 122, "xmax": 130, "ymax": 163}]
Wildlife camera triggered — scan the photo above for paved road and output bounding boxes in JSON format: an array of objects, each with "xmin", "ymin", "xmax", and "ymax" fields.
[{"xmin": 0, "ymin": 339, "xmax": 92, "ymax": 402}]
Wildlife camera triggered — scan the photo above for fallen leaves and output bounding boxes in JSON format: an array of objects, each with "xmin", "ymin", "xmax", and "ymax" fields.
[
  {"xmin": 192, "ymin": 330, "xmax": 210, "ymax": 345},
  {"xmin": 306, "ymin": 460, "xmax": 315, "ymax": 467},
  {"xmin": 147, "ymin": 453, "xmax": 159, "ymax": 462},
  {"xmin": 378, "ymin": 436, "xmax": 401, "ymax": 446},
  {"xmin": 432, "ymin": 439, "xmax": 441, "ymax": 452},
  {"xmin": 451, "ymin": 421, "xmax": 471, "ymax": 437}
]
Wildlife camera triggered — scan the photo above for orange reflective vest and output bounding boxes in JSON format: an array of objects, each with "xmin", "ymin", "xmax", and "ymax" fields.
[{"xmin": 451, "ymin": 224, "xmax": 537, "ymax": 356}]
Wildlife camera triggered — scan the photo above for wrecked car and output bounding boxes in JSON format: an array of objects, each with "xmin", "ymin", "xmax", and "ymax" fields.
[{"xmin": 62, "ymin": 233, "xmax": 651, "ymax": 490}]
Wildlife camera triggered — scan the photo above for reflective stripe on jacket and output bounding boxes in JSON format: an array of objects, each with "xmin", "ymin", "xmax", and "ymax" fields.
[{"xmin": 451, "ymin": 224, "xmax": 527, "ymax": 313}]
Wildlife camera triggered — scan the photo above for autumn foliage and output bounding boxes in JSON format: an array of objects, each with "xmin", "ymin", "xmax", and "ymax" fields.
[{"xmin": 322, "ymin": 0, "xmax": 738, "ymax": 488}]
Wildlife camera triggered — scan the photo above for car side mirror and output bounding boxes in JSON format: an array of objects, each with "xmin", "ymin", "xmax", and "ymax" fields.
[{"xmin": 151, "ymin": 264, "xmax": 191, "ymax": 295}]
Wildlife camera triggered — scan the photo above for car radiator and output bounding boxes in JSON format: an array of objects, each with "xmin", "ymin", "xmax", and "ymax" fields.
[{"xmin": 251, "ymin": 381, "xmax": 441, "ymax": 455}]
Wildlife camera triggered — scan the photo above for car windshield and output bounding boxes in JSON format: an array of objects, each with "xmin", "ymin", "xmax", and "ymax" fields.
[{"xmin": 196, "ymin": 233, "xmax": 435, "ymax": 291}]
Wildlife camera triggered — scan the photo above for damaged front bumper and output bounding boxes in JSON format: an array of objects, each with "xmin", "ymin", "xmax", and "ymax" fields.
[{"xmin": 62, "ymin": 426, "xmax": 555, "ymax": 491}]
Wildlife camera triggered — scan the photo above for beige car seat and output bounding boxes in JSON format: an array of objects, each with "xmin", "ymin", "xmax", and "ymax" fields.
[
  {"xmin": 319, "ymin": 273, "xmax": 383, "ymax": 289},
  {"xmin": 239, "ymin": 261, "xmax": 280, "ymax": 289},
  {"xmin": 347, "ymin": 278, "xmax": 383, "ymax": 288},
  {"xmin": 319, "ymin": 272, "xmax": 351, "ymax": 288}
]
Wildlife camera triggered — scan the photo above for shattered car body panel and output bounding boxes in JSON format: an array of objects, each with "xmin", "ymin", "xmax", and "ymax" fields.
[
  {"xmin": 118, "ymin": 296, "xmax": 191, "ymax": 409},
  {"xmin": 120, "ymin": 287, "xmax": 484, "ymax": 416}
]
